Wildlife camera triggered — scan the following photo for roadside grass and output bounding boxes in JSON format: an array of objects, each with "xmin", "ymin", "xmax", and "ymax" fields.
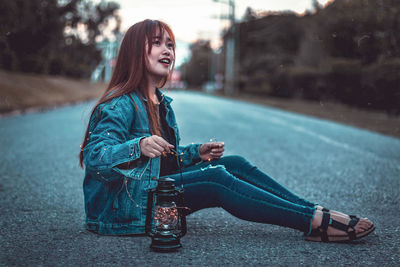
[
  {"xmin": 0, "ymin": 70, "xmax": 105, "ymax": 114},
  {"xmin": 1, "ymin": 70, "xmax": 399, "ymax": 138}
]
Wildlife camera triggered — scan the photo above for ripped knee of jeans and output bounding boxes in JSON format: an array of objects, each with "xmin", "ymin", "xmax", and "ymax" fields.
[
  {"xmin": 199, "ymin": 164, "xmax": 237, "ymax": 187},
  {"xmin": 200, "ymin": 164, "xmax": 226, "ymax": 172}
]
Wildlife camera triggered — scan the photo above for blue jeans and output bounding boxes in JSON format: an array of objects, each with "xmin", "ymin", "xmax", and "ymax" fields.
[{"xmin": 165, "ymin": 155, "xmax": 317, "ymax": 235}]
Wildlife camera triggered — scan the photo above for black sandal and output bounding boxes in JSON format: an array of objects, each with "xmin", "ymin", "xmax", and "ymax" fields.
[
  {"xmin": 319, "ymin": 207, "xmax": 358, "ymax": 221},
  {"xmin": 305, "ymin": 211, "xmax": 375, "ymax": 242}
]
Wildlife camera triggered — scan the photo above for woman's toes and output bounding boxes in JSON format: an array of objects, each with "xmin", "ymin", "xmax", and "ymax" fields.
[
  {"xmin": 356, "ymin": 222, "xmax": 368, "ymax": 232},
  {"xmin": 354, "ymin": 218, "xmax": 373, "ymax": 232}
]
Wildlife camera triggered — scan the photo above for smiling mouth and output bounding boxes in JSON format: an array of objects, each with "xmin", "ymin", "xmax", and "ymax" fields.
[{"xmin": 159, "ymin": 58, "xmax": 171, "ymax": 66}]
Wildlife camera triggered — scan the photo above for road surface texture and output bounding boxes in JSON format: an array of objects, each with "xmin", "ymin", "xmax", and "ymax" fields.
[{"xmin": 1, "ymin": 91, "xmax": 399, "ymax": 266}]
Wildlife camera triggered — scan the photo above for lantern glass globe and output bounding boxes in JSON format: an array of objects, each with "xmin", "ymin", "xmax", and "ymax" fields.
[{"xmin": 154, "ymin": 202, "xmax": 178, "ymax": 232}]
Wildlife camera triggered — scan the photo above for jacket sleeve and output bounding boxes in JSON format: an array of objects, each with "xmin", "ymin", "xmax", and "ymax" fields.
[
  {"xmin": 178, "ymin": 143, "xmax": 202, "ymax": 167},
  {"xmin": 83, "ymin": 98, "xmax": 145, "ymax": 181}
]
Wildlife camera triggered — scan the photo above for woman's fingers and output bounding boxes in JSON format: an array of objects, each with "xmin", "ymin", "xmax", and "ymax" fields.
[
  {"xmin": 152, "ymin": 135, "xmax": 173, "ymax": 153},
  {"xmin": 140, "ymin": 135, "xmax": 174, "ymax": 158},
  {"xmin": 201, "ymin": 142, "xmax": 224, "ymax": 153},
  {"xmin": 210, "ymin": 147, "xmax": 224, "ymax": 158},
  {"xmin": 199, "ymin": 141, "xmax": 225, "ymax": 161},
  {"xmin": 208, "ymin": 142, "xmax": 222, "ymax": 148},
  {"xmin": 148, "ymin": 152, "xmax": 156, "ymax": 158},
  {"xmin": 210, "ymin": 152, "xmax": 223, "ymax": 158},
  {"xmin": 149, "ymin": 141, "xmax": 164, "ymax": 153},
  {"xmin": 211, "ymin": 147, "xmax": 224, "ymax": 153}
]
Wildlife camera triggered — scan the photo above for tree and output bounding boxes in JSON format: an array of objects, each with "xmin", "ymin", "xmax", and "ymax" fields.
[
  {"xmin": 315, "ymin": 0, "xmax": 400, "ymax": 63},
  {"xmin": 0, "ymin": 0, "xmax": 120, "ymax": 78},
  {"xmin": 180, "ymin": 40, "xmax": 213, "ymax": 88}
]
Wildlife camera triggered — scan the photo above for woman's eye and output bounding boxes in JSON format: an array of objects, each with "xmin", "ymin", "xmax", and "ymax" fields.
[
  {"xmin": 167, "ymin": 43, "xmax": 174, "ymax": 48},
  {"xmin": 153, "ymin": 40, "xmax": 160, "ymax": 45}
]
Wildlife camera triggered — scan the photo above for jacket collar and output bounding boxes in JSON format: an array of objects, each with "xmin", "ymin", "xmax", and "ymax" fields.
[
  {"xmin": 157, "ymin": 88, "xmax": 173, "ymax": 105},
  {"xmin": 142, "ymin": 88, "xmax": 173, "ymax": 105}
]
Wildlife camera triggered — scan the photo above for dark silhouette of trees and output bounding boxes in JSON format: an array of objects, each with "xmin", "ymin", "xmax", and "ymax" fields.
[
  {"xmin": 0, "ymin": 0, "xmax": 120, "ymax": 78},
  {"xmin": 180, "ymin": 40, "xmax": 213, "ymax": 88},
  {"xmin": 226, "ymin": 0, "xmax": 400, "ymax": 113},
  {"xmin": 315, "ymin": 0, "xmax": 400, "ymax": 63}
]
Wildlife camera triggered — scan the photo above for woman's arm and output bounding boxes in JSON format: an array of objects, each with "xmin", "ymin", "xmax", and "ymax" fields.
[
  {"xmin": 177, "ymin": 141, "xmax": 225, "ymax": 166},
  {"xmin": 177, "ymin": 143, "xmax": 202, "ymax": 166},
  {"xmin": 83, "ymin": 98, "xmax": 144, "ymax": 181}
]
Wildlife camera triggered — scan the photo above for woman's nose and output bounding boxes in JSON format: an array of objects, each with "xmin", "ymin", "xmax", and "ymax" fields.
[{"xmin": 162, "ymin": 47, "xmax": 171, "ymax": 55}]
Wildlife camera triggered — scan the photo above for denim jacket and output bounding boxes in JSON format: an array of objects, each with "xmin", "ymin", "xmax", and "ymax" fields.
[{"xmin": 83, "ymin": 89, "xmax": 201, "ymax": 235}]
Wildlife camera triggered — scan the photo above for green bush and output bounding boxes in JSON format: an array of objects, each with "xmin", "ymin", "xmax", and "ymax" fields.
[
  {"xmin": 242, "ymin": 58, "xmax": 399, "ymax": 114},
  {"xmin": 270, "ymin": 67, "xmax": 328, "ymax": 100},
  {"xmin": 242, "ymin": 71, "xmax": 274, "ymax": 95},
  {"xmin": 325, "ymin": 58, "xmax": 362, "ymax": 105},
  {"xmin": 361, "ymin": 59, "xmax": 400, "ymax": 114},
  {"xmin": 269, "ymin": 69, "xmax": 295, "ymax": 98}
]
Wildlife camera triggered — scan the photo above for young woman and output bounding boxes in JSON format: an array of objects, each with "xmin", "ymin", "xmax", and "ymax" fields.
[{"xmin": 79, "ymin": 19, "xmax": 375, "ymax": 242}]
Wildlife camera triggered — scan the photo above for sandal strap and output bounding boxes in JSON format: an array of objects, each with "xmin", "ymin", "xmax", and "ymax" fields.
[
  {"xmin": 349, "ymin": 217, "xmax": 360, "ymax": 228},
  {"xmin": 322, "ymin": 207, "xmax": 330, "ymax": 212},
  {"xmin": 347, "ymin": 229, "xmax": 357, "ymax": 240},
  {"xmin": 321, "ymin": 231, "xmax": 329, "ymax": 242},
  {"xmin": 318, "ymin": 211, "xmax": 331, "ymax": 231},
  {"xmin": 330, "ymin": 219, "xmax": 349, "ymax": 232},
  {"xmin": 317, "ymin": 212, "xmax": 361, "ymax": 241},
  {"xmin": 329, "ymin": 215, "xmax": 359, "ymax": 230},
  {"xmin": 329, "ymin": 215, "xmax": 360, "ymax": 241},
  {"xmin": 347, "ymin": 217, "xmax": 360, "ymax": 240},
  {"xmin": 316, "ymin": 211, "xmax": 331, "ymax": 242}
]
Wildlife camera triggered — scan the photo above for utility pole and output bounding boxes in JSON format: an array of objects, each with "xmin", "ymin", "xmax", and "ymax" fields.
[
  {"xmin": 91, "ymin": 40, "xmax": 120, "ymax": 82},
  {"xmin": 213, "ymin": 0, "xmax": 238, "ymax": 96}
]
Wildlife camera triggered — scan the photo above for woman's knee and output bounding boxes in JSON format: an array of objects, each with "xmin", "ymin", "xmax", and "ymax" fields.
[
  {"xmin": 219, "ymin": 154, "xmax": 243, "ymax": 164},
  {"xmin": 220, "ymin": 155, "xmax": 253, "ymax": 170},
  {"xmin": 202, "ymin": 165, "xmax": 237, "ymax": 185}
]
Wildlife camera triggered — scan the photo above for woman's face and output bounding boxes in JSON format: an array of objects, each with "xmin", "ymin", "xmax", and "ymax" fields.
[{"xmin": 146, "ymin": 30, "xmax": 175, "ymax": 80}]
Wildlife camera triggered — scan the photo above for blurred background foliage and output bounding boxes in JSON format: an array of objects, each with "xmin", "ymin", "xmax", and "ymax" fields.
[
  {"xmin": 0, "ymin": 0, "xmax": 399, "ymax": 114},
  {"xmin": 183, "ymin": 0, "xmax": 400, "ymax": 114},
  {"xmin": 180, "ymin": 40, "xmax": 214, "ymax": 88},
  {"xmin": 0, "ymin": 0, "xmax": 120, "ymax": 78}
]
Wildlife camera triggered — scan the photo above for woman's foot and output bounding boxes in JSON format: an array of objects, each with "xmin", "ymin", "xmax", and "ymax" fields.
[
  {"xmin": 307, "ymin": 210, "xmax": 375, "ymax": 242},
  {"xmin": 315, "ymin": 205, "xmax": 356, "ymax": 219}
]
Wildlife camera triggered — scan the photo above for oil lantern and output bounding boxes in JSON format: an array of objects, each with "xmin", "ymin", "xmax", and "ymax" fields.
[{"xmin": 145, "ymin": 177, "xmax": 187, "ymax": 252}]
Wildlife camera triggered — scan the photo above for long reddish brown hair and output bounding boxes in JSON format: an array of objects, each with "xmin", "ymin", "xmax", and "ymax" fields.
[{"xmin": 79, "ymin": 19, "xmax": 175, "ymax": 168}]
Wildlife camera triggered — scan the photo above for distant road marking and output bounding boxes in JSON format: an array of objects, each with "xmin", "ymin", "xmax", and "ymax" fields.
[
  {"xmin": 255, "ymin": 111, "xmax": 394, "ymax": 163},
  {"xmin": 174, "ymin": 92, "xmax": 399, "ymax": 164},
  {"xmin": 291, "ymin": 124, "xmax": 352, "ymax": 150}
]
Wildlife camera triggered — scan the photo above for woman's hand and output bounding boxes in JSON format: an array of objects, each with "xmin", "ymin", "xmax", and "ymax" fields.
[
  {"xmin": 139, "ymin": 135, "xmax": 174, "ymax": 158},
  {"xmin": 199, "ymin": 142, "xmax": 225, "ymax": 161}
]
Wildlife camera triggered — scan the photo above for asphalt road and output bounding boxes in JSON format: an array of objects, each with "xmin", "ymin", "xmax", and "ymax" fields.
[{"xmin": 1, "ymin": 91, "xmax": 399, "ymax": 266}]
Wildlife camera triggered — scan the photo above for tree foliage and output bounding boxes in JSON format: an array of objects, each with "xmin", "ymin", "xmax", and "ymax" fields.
[
  {"xmin": 180, "ymin": 40, "xmax": 213, "ymax": 88},
  {"xmin": 233, "ymin": 0, "xmax": 400, "ymax": 113},
  {"xmin": 315, "ymin": 0, "xmax": 400, "ymax": 63},
  {"xmin": 0, "ymin": 0, "xmax": 120, "ymax": 78}
]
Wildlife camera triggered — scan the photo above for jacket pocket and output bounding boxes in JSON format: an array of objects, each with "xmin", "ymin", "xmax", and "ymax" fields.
[{"xmin": 112, "ymin": 178, "xmax": 143, "ymax": 224}]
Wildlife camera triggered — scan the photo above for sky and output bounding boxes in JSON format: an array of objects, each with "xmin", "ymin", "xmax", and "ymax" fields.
[{"xmin": 113, "ymin": 0, "xmax": 332, "ymax": 66}]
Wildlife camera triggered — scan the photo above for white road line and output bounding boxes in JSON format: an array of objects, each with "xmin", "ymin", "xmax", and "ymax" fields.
[
  {"xmin": 255, "ymin": 111, "xmax": 395, "ymax": 163},
  {"xmin": 177, "ymin": 92, "xmax": 399, "ymax": 164}
]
